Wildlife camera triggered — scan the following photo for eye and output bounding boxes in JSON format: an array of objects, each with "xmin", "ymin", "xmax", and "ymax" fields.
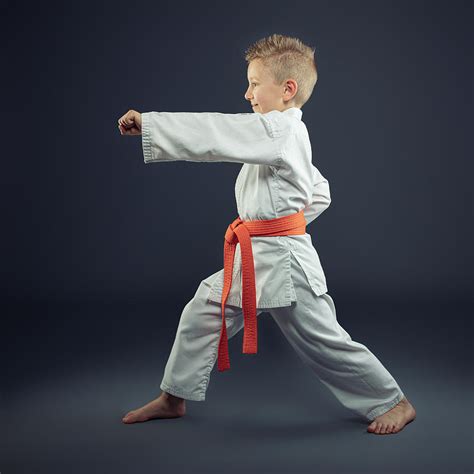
[{"xmin": 250, "ymin": 82, "xmax": 257, "ymax": 87}]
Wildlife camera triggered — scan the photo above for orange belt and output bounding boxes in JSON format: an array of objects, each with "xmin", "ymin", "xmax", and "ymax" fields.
[{"xmin": 217, "ymin": 209, "xmax": 307, "ymax": 372}]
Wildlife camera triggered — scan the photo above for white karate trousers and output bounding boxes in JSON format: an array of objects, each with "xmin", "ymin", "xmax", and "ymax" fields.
[{"xmin": 160, "ymin": 254, "xmax": 405, "ymax": 422}]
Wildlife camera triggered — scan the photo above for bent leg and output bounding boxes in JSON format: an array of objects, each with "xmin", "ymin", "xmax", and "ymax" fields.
[
  {"xmin": 268, "ymin": 255, "xmax": 405, "ymax": 421},
  {"xmin": 160, "ymin": 279, "xmax": 263, "ymax": 401}
]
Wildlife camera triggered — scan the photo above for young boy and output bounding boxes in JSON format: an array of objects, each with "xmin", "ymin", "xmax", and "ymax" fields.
[{"xmin": 118, "ymin": 34, "xmax": 416, "ymax": 435}]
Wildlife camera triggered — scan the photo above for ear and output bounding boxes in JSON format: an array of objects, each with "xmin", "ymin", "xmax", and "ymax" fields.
[{"xmin": 284, "ymin": 79, "xmax": 298, "ymax": 100}]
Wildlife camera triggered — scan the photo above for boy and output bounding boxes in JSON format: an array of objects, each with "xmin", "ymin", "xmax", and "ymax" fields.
[{"xmin": 118, "ymin": 34, "xmax": 416, "ymax": 435}]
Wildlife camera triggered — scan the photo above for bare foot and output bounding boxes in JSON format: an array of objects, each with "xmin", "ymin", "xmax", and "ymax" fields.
[
  {"xmin": 122, "ymin": 392, "xmax": 186, "ymax": 424},
  {"xmin": 367, "ymin": 396, "xmax": 416, "ymax": 435}
]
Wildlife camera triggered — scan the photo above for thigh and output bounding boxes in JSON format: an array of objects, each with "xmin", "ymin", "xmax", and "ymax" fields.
[
  {"xmin": 180, "ymin": 278, "xmax": 264, "ymax": 340},
  {"xmin": 268, "ymin": 253, "xmax": 352, "ymax": 352}
]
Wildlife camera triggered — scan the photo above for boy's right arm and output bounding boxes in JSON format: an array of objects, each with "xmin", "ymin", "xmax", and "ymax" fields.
[{"xmin": 140, "ymin": 110, "xmax": 294, "ymax": 166}]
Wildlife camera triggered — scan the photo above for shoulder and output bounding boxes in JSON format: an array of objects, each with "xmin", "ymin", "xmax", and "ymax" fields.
[{"xmin": 261, "ymin": 110, "xmax": 298, "ymax": 139}]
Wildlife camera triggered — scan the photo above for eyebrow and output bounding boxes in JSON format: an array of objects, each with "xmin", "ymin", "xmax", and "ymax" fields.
[{"xmin": 248, "ymin": 76, "xmax": 259, "ymax": 80}]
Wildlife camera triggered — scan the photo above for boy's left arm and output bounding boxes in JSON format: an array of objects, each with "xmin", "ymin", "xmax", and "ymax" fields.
[
  {"xmin": 303, "ymin": 166, "xmax": 331, "ymax": 225},
  {"xmin": 141, "ymin": 110, "xmax": 293, "ymax": 167}
]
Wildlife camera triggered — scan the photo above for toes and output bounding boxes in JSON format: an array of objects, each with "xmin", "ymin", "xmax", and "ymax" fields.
[
  {"xmin": 122, "ymin": 410, "xmax": 140, "ymax": 423},
  {"xmin": 369, "ymin": 420, "xmax": 398, "ymax": 434},
  {"xmin": 385, "ymin": 424, "xmax": 394, "ymax": 434}
]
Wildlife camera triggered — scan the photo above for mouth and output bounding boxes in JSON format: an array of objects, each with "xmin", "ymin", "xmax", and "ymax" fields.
[{"xmin": 252, "ymin": 104, "xmax": 258, "ymax": 107}]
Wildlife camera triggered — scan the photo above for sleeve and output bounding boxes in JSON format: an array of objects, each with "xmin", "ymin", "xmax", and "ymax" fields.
[
  {"xmin": 141, "ymin": 110, "xmax": 293, "ymax": 166},
  {"xmin": 303, "ymin": 166, "xmax": 331, "ymax": 226}
]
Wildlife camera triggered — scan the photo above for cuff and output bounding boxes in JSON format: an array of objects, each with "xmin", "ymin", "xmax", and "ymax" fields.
[{"xmin": 141, "ymin": 112, "xmax": 153, "ymax": 163}]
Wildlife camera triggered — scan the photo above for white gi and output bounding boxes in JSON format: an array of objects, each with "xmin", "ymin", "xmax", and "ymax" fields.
[{"xmin": 140, "ymin": 107, "xmax": 405, "ymax": 421}]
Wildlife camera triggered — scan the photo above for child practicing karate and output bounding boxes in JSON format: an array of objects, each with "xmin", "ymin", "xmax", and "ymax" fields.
[{"xmin": 117, "ymin": 34, "xmax": 416, "ymax": 435}]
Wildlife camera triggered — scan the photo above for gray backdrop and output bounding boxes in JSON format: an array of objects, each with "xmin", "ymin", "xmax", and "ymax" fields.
[{"xmin": 2, "ymin": 0, "xmax": 472, "ymax": 473}]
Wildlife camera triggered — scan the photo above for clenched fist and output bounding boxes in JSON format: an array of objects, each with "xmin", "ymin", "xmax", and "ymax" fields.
[{"xmin": 118, "ymin": 109, "xmax": 142, "ymax": 136}]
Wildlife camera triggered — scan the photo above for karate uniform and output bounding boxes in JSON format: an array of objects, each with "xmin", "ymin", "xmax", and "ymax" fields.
[{"xmin": 140, "ymin": 107, "xmax": 405, "ymax": 421}]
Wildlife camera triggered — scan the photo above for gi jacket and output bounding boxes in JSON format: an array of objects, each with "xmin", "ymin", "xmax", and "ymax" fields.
[{"xmin": 141, "ymin": 107, "xmax": 331, "ymax": 308}]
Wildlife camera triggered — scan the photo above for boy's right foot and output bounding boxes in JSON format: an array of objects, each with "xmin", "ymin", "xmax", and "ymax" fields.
[
  {"xmin": 122, "ymin": 393, "xmax": 186, "ymax": 423},
  {"xmin": 367, "ymin": 396, "xmax": 416, "ymax": 434}
]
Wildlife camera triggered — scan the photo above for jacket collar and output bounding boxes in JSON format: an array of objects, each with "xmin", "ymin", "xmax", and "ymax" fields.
[{"xmin": 282, "ymin": 107, "xmax": 303, "ymax": 120}]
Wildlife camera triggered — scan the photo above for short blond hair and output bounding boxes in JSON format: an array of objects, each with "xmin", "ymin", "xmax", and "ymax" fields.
[{"xmin": 244, "ymin": 33, "xmax": 318, "ymax": 108}]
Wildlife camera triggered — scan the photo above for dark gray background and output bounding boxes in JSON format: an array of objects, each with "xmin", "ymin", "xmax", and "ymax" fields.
[{"xmin": 2, "ymin": 0, "xmax": 472, "ymax": 473}]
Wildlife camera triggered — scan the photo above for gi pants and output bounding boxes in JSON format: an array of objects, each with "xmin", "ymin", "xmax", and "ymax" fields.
[{"xmin": 160, "ymin": 254, "xmax": 405, "ymax": 422}]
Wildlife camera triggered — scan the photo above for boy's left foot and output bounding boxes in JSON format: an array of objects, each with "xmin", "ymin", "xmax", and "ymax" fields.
[{"xmin": 367, "ymin": 396, "xmax": 416, "ymax": 435}]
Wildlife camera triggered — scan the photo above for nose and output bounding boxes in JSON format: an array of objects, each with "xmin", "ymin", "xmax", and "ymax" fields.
[{"xmin": 244, "ymin": 86, "xmax": 252, "ymax": 102}]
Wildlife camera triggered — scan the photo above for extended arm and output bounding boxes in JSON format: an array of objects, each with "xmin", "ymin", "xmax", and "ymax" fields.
[
  {"xmin": 303, "ymin": 166, "xmax": 331, "ymax": 225},
  {"xmin": 141, "ymin": 110, "xmax": 293, "ymax": 166}
]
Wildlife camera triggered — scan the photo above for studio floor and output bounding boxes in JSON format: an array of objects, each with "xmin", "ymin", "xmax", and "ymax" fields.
[{"xmin": 2, "ymin": 295, "xmax": 472, "ymax": 473}]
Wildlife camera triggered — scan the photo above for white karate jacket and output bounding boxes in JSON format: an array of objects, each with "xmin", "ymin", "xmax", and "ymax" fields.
[{"xmin": 141, "ymin": 107, "xmax": 331, "ymax": 309}]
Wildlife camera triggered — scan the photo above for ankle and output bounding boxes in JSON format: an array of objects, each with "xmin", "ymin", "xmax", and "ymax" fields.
[{"xmin": 161, "ymin": 391, "xmax": 185, "ymax": 404}]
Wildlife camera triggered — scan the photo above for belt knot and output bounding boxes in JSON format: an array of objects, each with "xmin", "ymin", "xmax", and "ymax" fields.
[
  {"xmin": 217, "ymin": 209, "xmax": 307, "ymax": 372},
  {"xmin": 225, "ymin": 217, "xmax": 244, "ymax": 245}
]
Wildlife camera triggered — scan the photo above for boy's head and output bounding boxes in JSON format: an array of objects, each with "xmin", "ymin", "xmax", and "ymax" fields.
[{"xmin": 244, "ymin": 33, "xmax": 318, "ymax": 114}]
